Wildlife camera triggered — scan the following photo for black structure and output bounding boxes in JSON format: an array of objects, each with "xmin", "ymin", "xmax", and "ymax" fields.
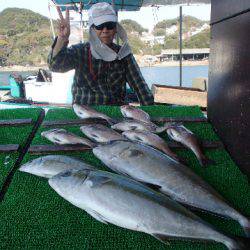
[{"xmin": 208, "ymin": 0, "xmax": 250, "ymax": 177}]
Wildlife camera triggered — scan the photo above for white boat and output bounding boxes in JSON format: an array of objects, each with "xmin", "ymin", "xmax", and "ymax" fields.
[{"xmin": 23, "ymin": 69, "xmax": 74, "ymax": 104}]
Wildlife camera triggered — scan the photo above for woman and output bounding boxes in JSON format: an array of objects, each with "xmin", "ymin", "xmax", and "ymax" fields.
[{"xmin": 48, "ymin": 2, "xmax": 154, "ymax": 106}]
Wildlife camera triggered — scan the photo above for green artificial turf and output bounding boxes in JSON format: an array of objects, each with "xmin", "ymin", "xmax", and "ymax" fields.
[
  {"xmin": 0, "ymin": 153, "xmax": 19, "ymax": 188},
  {"xmin": 0, "ymin": 108, "xmax": 42, "ymax": 188},
  {"xmin": 0, "ymin": 105, "xmax": 249, "ymax": 249}
]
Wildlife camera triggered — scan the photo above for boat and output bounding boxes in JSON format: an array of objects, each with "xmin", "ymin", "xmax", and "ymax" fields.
[
  {"xmin": 2, "ymin": 0, "xmax": 208, "ymax": 108},
  {"xmin": 0, "ymin": 1, "xmax": 249, "ymax": 249}
]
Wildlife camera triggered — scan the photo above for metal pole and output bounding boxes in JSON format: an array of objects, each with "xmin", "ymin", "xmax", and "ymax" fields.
[
  {"xmin": 179, "ymin": 6, "xmax": 183, "ymax": 87},
  {"xmin": 48, "ymin": 1, "xmax": 56, "ymax": 39}
]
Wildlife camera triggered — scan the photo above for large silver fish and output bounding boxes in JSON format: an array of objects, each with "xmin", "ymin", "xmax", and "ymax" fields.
[
  {"xmin": 120, "ymin": 105, "xmax": 151, "ymax": 123},
  {"xmin": 80, "ymin": 124, "xmax": 124, "ymax": 143},
  {"xmin": 41, "ymin": 128, "xmax": 95, "ymax": 147},
  {"xmin": 122, "ymin": 130, "xmax": 185, "ymax": 164},
  {"xmin": 166, "ymin": 123, "xmax": 214, "ymax": 166},
  {"xmin": 93, "ymin": 140, "xmax": 250, "ymax": 237},
  {"xmin": 73, "ymin": 104, "xmax": 114, "ymax": 125},
  {"xmin": 49, "ymin": 169, "xmax": 241, "ymax": 250},
  {"xmin": 19, "ymin": 155, "xmax": 96, "ymax": 178},
  {"xmin": 111, "ymin": 120, "xmax": 166, "ymax": 133}
]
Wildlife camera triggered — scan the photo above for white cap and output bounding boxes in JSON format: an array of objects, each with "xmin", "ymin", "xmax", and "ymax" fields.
[{"xmin": 88, "ymin": 2, "xmax": 118, "ymax": 27}]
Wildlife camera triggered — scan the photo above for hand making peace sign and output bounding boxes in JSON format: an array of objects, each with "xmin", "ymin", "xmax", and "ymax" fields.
[{"xmin": 56, "ymin": 6, "xmax": 70, "ymax": 41}]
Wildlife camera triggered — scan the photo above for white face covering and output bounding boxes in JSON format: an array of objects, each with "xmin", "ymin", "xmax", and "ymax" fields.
[{"xmin": 89, "ymin": 23, "xmax": 132, "ymax": 62}]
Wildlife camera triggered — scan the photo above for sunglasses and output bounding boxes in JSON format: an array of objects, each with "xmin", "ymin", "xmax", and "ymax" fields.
[{"xmin": 94, "ymin": 22, "xmax": 117, "ymax": 30}]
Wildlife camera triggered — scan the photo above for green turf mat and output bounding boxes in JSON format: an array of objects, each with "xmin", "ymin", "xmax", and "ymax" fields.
[
  {"xmin": 0, "ymin": 108, "xmax": 42, "ymax": 145},
  {"xmin": 0, "ymin": 105, "xmax": 249, "ymax": 249},
  {"xmin": 0, "ymin": 108, "xmax": 42, "ymax": 188},
  {"xmin": 0, "ymin": 153, "xmax": 19, "ymax": 188}
]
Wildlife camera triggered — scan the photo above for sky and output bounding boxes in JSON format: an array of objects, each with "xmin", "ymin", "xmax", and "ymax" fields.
[{"xmin": 0, "ymin": 0, "xmax": 211, "ymax": 31}]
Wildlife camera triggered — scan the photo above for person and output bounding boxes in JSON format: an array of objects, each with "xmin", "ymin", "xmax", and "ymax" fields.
[{"xmin": 48, "ymin": 2, "xmax": 154, "ymax": 106}]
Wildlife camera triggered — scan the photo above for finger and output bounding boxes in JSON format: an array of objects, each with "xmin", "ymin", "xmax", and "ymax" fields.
[
  {"xmin": 65, "ymin": 8, "xmax": 70, "ymax": 23},
  {"xmin": 56, "ymin": 6, "xmax": 64, "ymax": 20}
]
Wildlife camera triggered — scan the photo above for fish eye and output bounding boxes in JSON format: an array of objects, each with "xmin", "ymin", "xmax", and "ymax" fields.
[{"xmin": 130, "ymin": 126, "xmax": 137, "ymax": 130}]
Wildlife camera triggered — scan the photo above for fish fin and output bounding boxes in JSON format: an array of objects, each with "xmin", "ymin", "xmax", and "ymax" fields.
[
  {"xmin": 151, "ymin": 234, "xmax": 171, "ymax": 245},
  {"xmin": 199, "ymin": 157, "xmax": 216, "ymax": 167},
  {"xmin": 140, "ymin": 181, "xmax": 162, "ymax": 192},
  {"xmin": 86, "ymin": 175, "xmax": 111, "ymax": 188},
  {"xmin": 156, "ymin": 127, "xmax": 167, "ymax": 133},
  {"xmin": 233, "ymin": 236, "xmax": 250, "ymax": 249},
  {"xmin": 178, "ymin": 156, "xmax": 189, "ymax": 165},
  {"xmin": 163, "ymin": 122, "xmax": 182, "ymax": 129},
  {"xmin": 108, "ymin": 117, "xmax": 122, "ymax": 125},
  {"xmin": 85, "ymin": 209, "xmax": 108, "ymax": 225},
  {"xmin": 88, "ymin": 141, "xmax": 98, "ymax": 149},
  {"xmin": 240, "ymin": 217, "xmax": 250, "ymax": 238}
]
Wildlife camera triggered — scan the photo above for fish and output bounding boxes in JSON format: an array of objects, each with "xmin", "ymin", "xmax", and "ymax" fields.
[
  {"xmin": 111, "ymin": 120, "xmax": 167, "ymax": 133},
  {"xmin": 73, "ymin": 104, "xmax": 114, "ymax": 125},
  {"xmin": 49, "ymin": 169, "xmax": 242, "ymax": 250},
  {"xmin": 80, "ymin": 124, "xmax": 124, "ymax": 143},
  {"xmin": 166, "ymin": 123, "xmax": 215, "ymax": 167},
  {"xmin": 19, "ymin": 155, "xmax": 96, "ymax": 178},
  {"xmin": 41, "ymin": 128, "xmax": 96, "ymax": 147},
  {"xmin": 122, "ymin": 130, "xmax": 186, "ymax": 164},
  {"xmin": 120, "ymin": 105, "xmax": 151, "ymax": 123},
  {"xmin": 93, "ymin": 140, "xmax": 250, "ymax": 237}
]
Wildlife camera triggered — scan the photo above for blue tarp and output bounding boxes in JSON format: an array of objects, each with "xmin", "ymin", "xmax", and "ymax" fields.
[{"xmin": 52, "ymin": 0, "xmax": 144, "ymax": 11}]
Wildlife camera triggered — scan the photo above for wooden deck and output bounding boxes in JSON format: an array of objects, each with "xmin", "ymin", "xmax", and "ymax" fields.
[{"xmin": 152, "ymin": 84, "xmax": 207, "ymax": 108}]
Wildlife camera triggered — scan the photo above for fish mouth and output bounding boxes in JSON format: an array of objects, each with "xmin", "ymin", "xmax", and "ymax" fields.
[
  {"xmin": 41, "ymin": 131, "xmax": 48, "ymax": 136},
  {"xmin": 19, "ymin": 163, "xmax": 29, "ymax": 172}
]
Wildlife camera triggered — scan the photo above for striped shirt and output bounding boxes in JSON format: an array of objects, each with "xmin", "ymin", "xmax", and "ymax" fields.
[{"xmin": 48, "ymin": 41, "xmax": 154, "ymax": 105}]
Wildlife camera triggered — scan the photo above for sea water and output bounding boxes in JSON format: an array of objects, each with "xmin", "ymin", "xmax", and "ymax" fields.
[{"xmin": 0, "ymin": 65, "xmax": 208, "ymax": 88}]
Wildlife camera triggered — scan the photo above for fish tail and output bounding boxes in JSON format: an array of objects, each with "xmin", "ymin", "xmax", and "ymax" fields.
[
  {"xmin": 239, "ymin": 217, "xmax": 250, "ymax": 238},
  {"xmin": 163, "ymin": 122, "xmax": 177, "ymax": 130},
  {"xmin": 177, "ymin": 156, "xmax": 188, "ymax": 165},
  {"xmin": 231, "ymin": 236, "xmax": 250, "ymax": 249},
  {"xmin": 198, "ymin": 157, "xmax": 216, "ymax": 167},
  {"xmin": 89, "ymin": 141, "xmax": 98, "ymax": 149},
  {"xmin": 107, "ymin": 118, "xmax": 117, "ymax": 126},
  {"xmin": 156, "ymin": 126, "xmax": 168, "ymax": 133}
]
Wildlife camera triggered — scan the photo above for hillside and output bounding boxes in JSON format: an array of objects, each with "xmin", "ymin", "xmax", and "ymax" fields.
[
  {"xmin": 153, "ymin": 16, "xmax": 206, "ymax": 35},
  {"xmin": 152, "ymin": 15, "xmax": 210, "ymax": 50},
  {"xmin": 0, "ymin": 8, "xmax": 52, "ymax": 66},
  {"xmin": 0, "ymin": 8, "xmax": 210, "ymax": 67}
]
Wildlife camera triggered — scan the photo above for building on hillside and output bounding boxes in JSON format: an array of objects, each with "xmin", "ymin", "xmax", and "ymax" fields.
[
  {"xmin": 190, "ymin": 23, "xmax": 210, "ymax": 36},
  {"xmin": 141, "ymin": 33, "xmax": 155, "ymax": 46},
  {"xmin": 158, "ymin": 48, "xmax": 209, "ymax": 61},
  {"xmin": 141, "ymin": 33, "xmax": 165, "ymax": 45},
  {"xmin": 154, "ymin": 36, "xmax": 165, "ymax": 45},
  {"xmin": 166, "ymin": 25, "xmax": 178, "ymax": 35},
  {"xmin": 140, "ymin": 55, "xmax": 159, "ymax": 66}
]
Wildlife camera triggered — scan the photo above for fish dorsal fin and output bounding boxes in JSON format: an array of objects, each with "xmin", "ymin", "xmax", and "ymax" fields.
[
  {"xmin": 152, "ymin": 234, "xmax": 171, "ymax": 245},
  {"xmin": 55, "ymin": 129, "xmax": 67, "ymax": 134},
  {"xmin": 85, "ymin": 175, "xmax": 111, "ymax": 188},
  {"xmin": 85, "ymin": 209, "xmax": 108, "ymax": 225}
]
